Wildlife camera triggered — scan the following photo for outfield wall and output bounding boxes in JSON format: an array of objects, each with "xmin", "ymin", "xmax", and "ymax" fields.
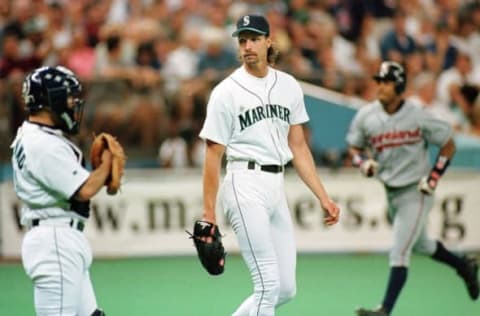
[{"xmin": 1, "ymin": 169, "xmax": 479, "ymax": 258}]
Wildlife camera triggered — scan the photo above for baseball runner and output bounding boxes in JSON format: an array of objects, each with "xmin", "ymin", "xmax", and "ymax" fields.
[
  {"xmin": 11, "ymin": 66, "xmax": 111, "ymax": 316},
  {"xmin": 346, "ymin": 61, "xmax": 479, "ymax": 316},
  {"xmin": 198, "ymin": 14, "xmax": 339, "ymax": 316}
]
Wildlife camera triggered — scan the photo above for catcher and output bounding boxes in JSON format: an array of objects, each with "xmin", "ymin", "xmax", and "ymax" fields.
[{"xmin": 11, "ymin": 65, "xmax": 126, "ymax": 316}]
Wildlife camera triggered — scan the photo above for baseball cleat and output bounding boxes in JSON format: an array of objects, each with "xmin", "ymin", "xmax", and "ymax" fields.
[
  {"xmin": 355, "ymin": 306, "xmax": 388, "ymax": 316},
  {"xmin": 458, "ymin": 255, "xmax": 479, "ymax": 300}
]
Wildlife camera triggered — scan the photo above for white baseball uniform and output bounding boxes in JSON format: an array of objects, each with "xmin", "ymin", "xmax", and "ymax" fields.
[
  {"xmin": 200, "ymin": 65, "xmax": 309, "ymax": 316},
  {"xmin": 11, "ymin": 121, "xmax": 98, "ymax": 316}
]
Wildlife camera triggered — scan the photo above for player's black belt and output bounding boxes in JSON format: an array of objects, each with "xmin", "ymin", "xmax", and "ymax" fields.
[
  {"xmin": 247, "ymin": 161, "xmax": 284, "ymax": 173},
  {"xmin": 31, "ymin": 218, "xmax": 85, "ymax": 232}
]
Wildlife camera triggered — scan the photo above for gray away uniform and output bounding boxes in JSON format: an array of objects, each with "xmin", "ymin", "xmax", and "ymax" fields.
[{"xmin": 346, "ymin": 100, "xmax": 452, "ymax": 266}]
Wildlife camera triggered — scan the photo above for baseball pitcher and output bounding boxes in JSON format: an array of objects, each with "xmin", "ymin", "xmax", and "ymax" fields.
[{"xmin": 193, "ymin": 14, "xmax": 340, "ymax": 316}]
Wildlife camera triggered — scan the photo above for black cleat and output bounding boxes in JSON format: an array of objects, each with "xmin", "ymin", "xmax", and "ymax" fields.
[
  {"xmin": 458, "ymin": 256, "xmax": 479, "ymax": 300},
  {"xmin": 355, "ymin": 306, "xmax": 388, "ymax": 316}
]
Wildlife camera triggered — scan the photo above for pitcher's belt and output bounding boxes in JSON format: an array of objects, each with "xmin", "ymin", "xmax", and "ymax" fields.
[{"xmin": 227, "ymin": 161, "xmax": 285, "ymax": 173}]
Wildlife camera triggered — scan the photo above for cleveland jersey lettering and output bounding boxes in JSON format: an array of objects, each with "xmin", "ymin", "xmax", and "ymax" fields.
[{"xmin": 370, "ymin": 127, "xmax": 422, "ymax": 152}]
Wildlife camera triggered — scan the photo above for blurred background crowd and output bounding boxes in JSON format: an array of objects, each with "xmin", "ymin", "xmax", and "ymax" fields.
[{"xmin": 1, "ymin": 0, "xmax": 480, "ymax": 168}]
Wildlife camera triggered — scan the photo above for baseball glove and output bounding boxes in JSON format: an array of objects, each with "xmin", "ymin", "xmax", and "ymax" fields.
[
  {"xmin": 187, "ymin": 220, "xmax": 226, "ymax": 275},
  {"xmin": 90, "ymin": 133, "xmax": 126, "ymax": 195}
]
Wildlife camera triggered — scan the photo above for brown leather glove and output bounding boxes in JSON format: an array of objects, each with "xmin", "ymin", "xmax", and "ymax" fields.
[{"xmin": 90, "ymin": 133, "xmax": 126, "ymax": 195}]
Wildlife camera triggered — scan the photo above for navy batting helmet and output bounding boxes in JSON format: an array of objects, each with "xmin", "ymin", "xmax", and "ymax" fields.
[
  {"xmin": 22, "ymin": 66, "xmax": 85, "ymax": 134},
  {"xmin": 373, "ymin": 61, "xmax": 407, "ymax": 94}
]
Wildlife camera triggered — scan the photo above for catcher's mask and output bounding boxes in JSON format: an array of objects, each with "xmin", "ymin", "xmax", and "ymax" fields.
[
  {"xmin": 22, "ymin": 66, "xmax": 85, "ymax": 134},
  {"xmin": 373, "ymin": 61, "xmax": 407, "ymax": 94}
]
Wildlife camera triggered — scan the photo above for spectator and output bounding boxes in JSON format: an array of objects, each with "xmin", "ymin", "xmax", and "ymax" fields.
[
  {"xmin": 397, "ymin": 0, "xmax": 425, "ymax": 42},
  {"xmin": 467, "ymin": 3, "xmax": 480, "ymax": 68},
  {"xmin": 94, "ymin": 26, "xmax": 135, "ymax": 80},
  {"xmin": 287, "ymin": 0, "xmax": 310, "ymax": 25},
  {"xmin": 190, "ymin": 138, "xmax": 205, "ymax": 168},
  {"xmin": 136, "ymin": 41, "xmax": 161, "ymax": 70},
  {"xmin": 43, "ymin": 2, "xmax": 73, "ymax": 66},
  {"xmin": 0, "ymin": 32, "xmax": 41, "ymax": 79},
  {"xmin": 308, "ymin": 13, "xmax": 357, "ymax": 78},
  {"xmin": 84, "ymin": 1, "xmax": 110, "ymax": 47},
  {"xmin": 311, "ymin": 45, "xmax": 345, "ymax": 91},
  {"xmin": 281, "ymin": 48, "xmax": 314, "ymax": 79},
  {"xmin": 158, "ymin": 120, "xmax": 189, "ymax": 168},
  {"xmin": 436, "ymin": 51, "xmax": 480, "ymax": 125},
  {"xmin": 469, "ymin": 97, "xmax": 480, "ymax": 138},
  {"xmin": 161, "ymin": 28, "xmax": 201, "ymax": 94},
  {"xmin": 404, "ymin": 50, "xmax": 425, "ymax": 95},
  {"xmin": 106, "ymin": 0, "xmax": 141, "ymax": 24},
  {"xmin": 3, "ymin": 0, "xmax": 35, "ymax": 40},
  {"xmin": 425, "ymin": 22, "xmax": 458, "ymax": 74},
  {"xmin": 198, "ymin": 27, "xmax": 238, "ymax": 83},
  {"xmin": 90, "ymin": 27, "xmax": 135, "ymax": 141},
  {"xmin": 22, "ymin": 16, "xmax": 51, "ymax": 64},
  {"xmin": 451, "ymin": 3, "xmax": 478, "ymax": 64},
  {"xmin": 66, "ymin": 28, "xmax": 96, "ymax": 80},
  {"xmin": 357, "ymin": 14, "xmax": 381, "ymax": 63},
  {"xmin": 327, "ymin": 0, "xmax": 368, "ymax": 43},
  {"xmin": 266, "ymin": 7, "xmax": 292, "ymax": 56},
  {"xmin": 409, "ymin": 72, "xmax": 460, "ymax": 130},
  {"xmin": 380, "ymin": 10, "xmax": 417, "ymax": 63}
]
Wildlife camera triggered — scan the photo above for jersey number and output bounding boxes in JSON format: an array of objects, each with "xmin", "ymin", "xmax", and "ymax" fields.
[{"xmin": 14, "ymin": 143, "xmax": 26, "ymax": 170}]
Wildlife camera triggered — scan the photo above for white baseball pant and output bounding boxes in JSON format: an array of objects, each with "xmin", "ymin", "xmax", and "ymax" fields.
[
  {"xmin": 222, "ymin": 161, "xmax": 297, "ymax": 316},
  {"xmin": 22, "ymin": 218, "xmax": 98, "ymax": 316}
]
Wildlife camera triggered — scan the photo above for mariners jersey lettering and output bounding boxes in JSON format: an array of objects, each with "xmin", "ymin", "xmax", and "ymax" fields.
[
  {"xmin": 10, "ymin": 121, "xmax": 90, "ymax": 225},
  {"xmin": 238, "ymin": 104, "xmax": 291, "ymax": 131},
  {"xmin": 346, "ymin": 100, "xmax": 452, "ymax": 187},
  {"xmin": 200, "ymin": 66, "xmax": 309, "ymax": 165}
]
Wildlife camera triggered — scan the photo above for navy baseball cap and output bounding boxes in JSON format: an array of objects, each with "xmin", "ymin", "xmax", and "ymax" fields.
[{"xmin": 232, "ymin": 14, "xmax": 270, "ymax": 37}]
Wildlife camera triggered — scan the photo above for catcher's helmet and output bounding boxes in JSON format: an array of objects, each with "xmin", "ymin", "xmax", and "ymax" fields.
[
  {"xmin": 373, "ymin": 61, "xmax": 406, "ymax": 94},
  {"xmin": 22, "ymin": 66, "xmax": 85, "ymax": 134}
]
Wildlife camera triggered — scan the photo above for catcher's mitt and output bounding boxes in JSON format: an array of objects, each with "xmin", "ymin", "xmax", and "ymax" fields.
[
  {"xmin": 90, "ymin": 133, "xmax": 126, "ymax": 195},
  {"xmin": 187, "ymin": 220, "xmax": 226, "ymax": 275}
]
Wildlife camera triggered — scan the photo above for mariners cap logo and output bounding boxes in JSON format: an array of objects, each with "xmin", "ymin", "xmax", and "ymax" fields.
[{"xmin": 232, "ymin": 14, "xmax": 270, "ymax": 37}]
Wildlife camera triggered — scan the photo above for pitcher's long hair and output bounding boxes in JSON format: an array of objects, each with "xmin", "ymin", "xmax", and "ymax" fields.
[{"xmin": 267, "ymin": 43, "xmax": 280, "ymax": 66}]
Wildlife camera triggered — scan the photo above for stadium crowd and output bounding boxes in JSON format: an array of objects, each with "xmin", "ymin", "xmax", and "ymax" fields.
[{"xmin": 1, "ymin": 0, "xmax": 480, "ymax": 167}]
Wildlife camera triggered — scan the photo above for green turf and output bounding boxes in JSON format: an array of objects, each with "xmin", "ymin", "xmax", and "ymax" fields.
[{"xmin": 0, "ymin": 254, "xmax": 478, "ymax": 315}]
